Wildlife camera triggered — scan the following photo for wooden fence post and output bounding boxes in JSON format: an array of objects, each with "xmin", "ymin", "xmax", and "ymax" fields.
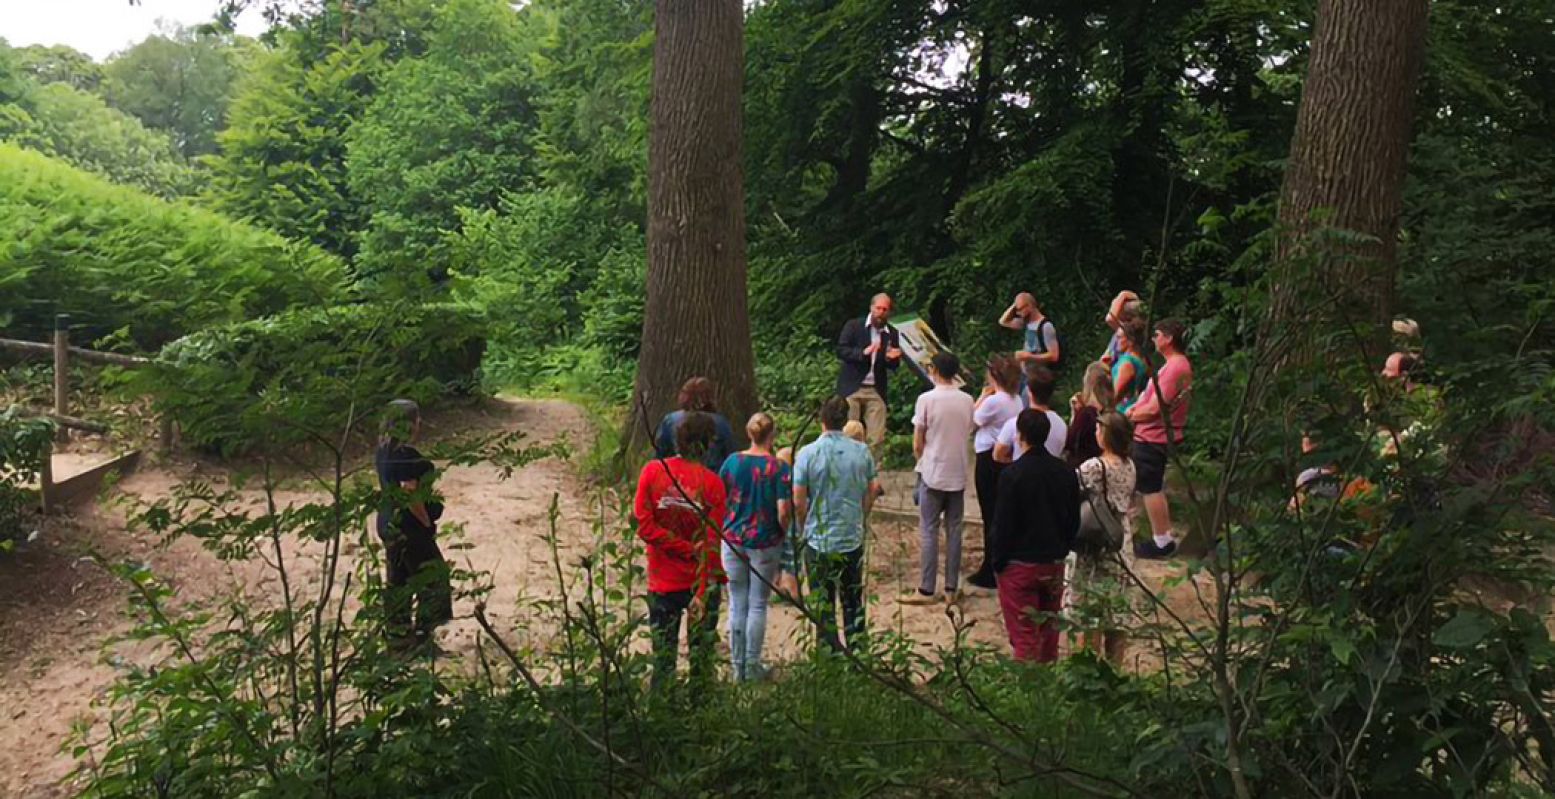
[
  {"xmin": 53, "ymin": 313, "xmax": 69, "ymax": 443},
  {"xmin": 160, "ymin": 415, "xmax": 176, "ymax": 456},
  {"xmin": 38, "ymin": 432, "xmax": 54, "ymax": 516}
]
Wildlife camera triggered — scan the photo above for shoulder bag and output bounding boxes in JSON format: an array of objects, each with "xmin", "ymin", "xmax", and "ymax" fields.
[{"xmin": 1075, "ymin": 460, "xmax": 1126, "ymax": 555}]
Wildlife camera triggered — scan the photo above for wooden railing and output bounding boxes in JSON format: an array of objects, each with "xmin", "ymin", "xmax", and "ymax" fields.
[{"xmin": 1, "ymin": 314, "xmax": 165, "ymax": 514}]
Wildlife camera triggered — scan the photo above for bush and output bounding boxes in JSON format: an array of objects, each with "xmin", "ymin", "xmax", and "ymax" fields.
[
  {"xmin": 0, "ymin": 408, "xmax": 51, "ymax": 544},
  {"xmin": 0, "ymin": 144, "xmax": 348, "ymax": 349},
  {"xmin": 448, "ymin": 188, "xmax": 644, "ymax": 360},
  {"xmin": 144, "ymin": 303, "xmax": 484, "ymax": 455},
  {"xmin": 0, "ymin": 49, "xmax": 194, "ymax": 198},
  {"xmin": 78, "ymin": 434, "xmax": 1145, "ymax": 798}
]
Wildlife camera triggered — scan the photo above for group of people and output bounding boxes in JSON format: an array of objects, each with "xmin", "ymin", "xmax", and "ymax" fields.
[
  {"xmin": 637, "ymin": 384, "xmax": 879, "ymax": 685},
  {"xmin": 632, "ymin": 289, "xmax": 1195, "ymax": 683},
  {"xmin": 368, "ymin": 303, "xmax": 1434, "ymax": 675},
  {"xmin": 879, "ymin": 290, "xmax": 1194, "ymax": 664}
]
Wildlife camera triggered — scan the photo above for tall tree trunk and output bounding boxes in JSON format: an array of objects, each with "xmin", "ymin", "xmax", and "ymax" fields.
[
  {"xmin": 820, "ymin": 78, "xmax": 880, "ymax": 211},
  {"xmin": 628, "ymin": 0, "xmax": 757, "ymax": 454},
  {"xmin": 945, "ymin": 27, "xmax": 997, "ymax": 212},
  {"xmin": 1271, "ymin": 0, "xmax": 1430, "ymax": 354}
]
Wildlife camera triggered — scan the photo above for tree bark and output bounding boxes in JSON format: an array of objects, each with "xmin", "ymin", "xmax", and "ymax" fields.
[
  {"xmin": 629, "ymin": 0, "xmax": 758, "ymax": 454},
  {"xmin": 944, "ymin": 26, "xmax": 998, "ymax": 213},
  {"xmin": 1271, "ymin": 0, "xmax": 1430, "ymax": 351}
]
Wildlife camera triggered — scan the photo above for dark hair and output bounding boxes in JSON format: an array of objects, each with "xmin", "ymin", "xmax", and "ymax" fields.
[
  {"xmin": 1015, "ymin": 408, "xmax": 1051, "ymax": 450},
  {"xmin": 1023, "ymin": 363, "xmax": 1056, "ymax": 407},
  {"xmin": 677, "ymin": 377, "xmax": 717, "ymax": 413},
  {"xmin": 379, "ymin": 398, "xmax": 420, "ymax": 447},
  {"xmin": 1121, "ymin": 317, "xmax": 1148, "ymax": 352},
  {"xmin": 1396, "ymin": 352, "xmax": 1418, "ymax": 375},
  {"xmin": 1097, "ymin": 411, "xmax": 1133, "ymax": 459},
  {"xmin": 675, "ymin": 411, "xmax": 716, "ymax": 461},
  {"xmin": 1155, "ymin": 319, "xmax": 1188, "ymax": 351},
  {"xmin": 986, "ymin": 354, "xmax": 1020, "ymax": 393},
  {"xmin": 931, "ymin": 351, "xmax": 960, "ymax": 380},
  {"xmin": 820, "ymin": 396, "xmax": 851, "ymax": 431}
]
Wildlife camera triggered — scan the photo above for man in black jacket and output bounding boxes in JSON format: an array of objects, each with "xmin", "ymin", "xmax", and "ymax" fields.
[
  {"xmin": 836, "ymin": 293, "xmax": 903, "ymax": 462},
  {"xmin": 990, "ymin": 410, "xmax": 1079, "ymax": 662}
]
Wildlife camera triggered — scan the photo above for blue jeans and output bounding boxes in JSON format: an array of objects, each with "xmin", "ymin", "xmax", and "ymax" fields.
[{"xmin": 722, "ymin": 541, "xmax": 784, "ymax": 681}]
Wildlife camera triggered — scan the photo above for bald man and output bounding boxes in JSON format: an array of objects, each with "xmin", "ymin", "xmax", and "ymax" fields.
[
  {"xmin": 999, "ymin": 293, "xmax": 1061, "ymax": 368},
  {"xmin": 836, "ymin": 293, "xmax": 903, "ymax": 461}
]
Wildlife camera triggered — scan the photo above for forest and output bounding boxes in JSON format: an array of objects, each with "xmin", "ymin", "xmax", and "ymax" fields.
[{"xmin": 1, "ymin": 0, "xmax": 1554, "ymax": 796}]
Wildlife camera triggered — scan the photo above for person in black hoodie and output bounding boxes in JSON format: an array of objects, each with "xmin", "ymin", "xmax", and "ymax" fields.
[
  {"xmin": 374, "ymin": 399, "xmax": 451, "ymax": 652},
  {"xmin": 990, "ymin": 409, "xmax": 1080, "ymax": 662}
]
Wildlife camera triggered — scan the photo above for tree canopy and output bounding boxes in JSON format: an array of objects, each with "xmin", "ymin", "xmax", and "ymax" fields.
[{"xmin": 0, "ymin": 40, "xmax": 193, "ymax": 198}]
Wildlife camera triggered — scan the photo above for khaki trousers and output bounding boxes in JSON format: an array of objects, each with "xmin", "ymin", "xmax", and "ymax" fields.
[{"xmin": 846, "ymin": 386, "xmax": 888, "ymax": 463}]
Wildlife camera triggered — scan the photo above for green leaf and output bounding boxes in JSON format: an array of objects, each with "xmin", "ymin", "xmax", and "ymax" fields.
[
  {"xmin": 1330, "ymin": 634, "xmax": 1357, "ymax": 666},
  {"xmin": 1434, "ymin": 609, "xmax": 1493, "ymax": 649}
]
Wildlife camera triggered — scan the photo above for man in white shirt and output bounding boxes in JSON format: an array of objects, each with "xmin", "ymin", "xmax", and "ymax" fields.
[
  {"xmin": 903, "ymin": 351, "xmax": 975, "ymax": 604},
  {"xmin": 994, "ymin": 364, "xmax": 1067, "ymax": 463}
]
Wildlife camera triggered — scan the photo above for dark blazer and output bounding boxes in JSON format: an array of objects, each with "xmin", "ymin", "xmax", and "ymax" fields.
[
  {"xmin": 835, "ymin": 316, "xmax": 903, "ymax": 403},
  {"xmin": 990, "ymin": 447, "xmax": 1080, "ymax": 570}
]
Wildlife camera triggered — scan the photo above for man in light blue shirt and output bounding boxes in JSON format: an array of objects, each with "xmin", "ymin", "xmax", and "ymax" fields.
[{"xmin": 794, "ymin": 396, "xmax": 881, "ymax": 652}]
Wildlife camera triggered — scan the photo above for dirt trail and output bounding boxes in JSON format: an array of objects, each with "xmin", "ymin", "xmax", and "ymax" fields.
[
  {"xmin": 0, "ymin": 396, "xmax": 1207, "ymax": 798},
  {"xmin": 0, "ymin": 397, "xmax": 595, "ymax": 798}
]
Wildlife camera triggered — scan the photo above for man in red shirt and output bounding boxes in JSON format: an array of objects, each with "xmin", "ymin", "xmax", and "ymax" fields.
[
  {"xmin": 634, "ymin": 412, "xmax": 728, "ymax": 689},
  {"xmin": 1129, "ymin": 319, "xmax": 1193, "ymax": 559}
]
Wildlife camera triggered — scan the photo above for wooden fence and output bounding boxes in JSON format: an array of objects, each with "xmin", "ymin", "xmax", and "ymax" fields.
[{"xmin": 1, "ymin": 314, "xmax": 164, "ymax": 514}]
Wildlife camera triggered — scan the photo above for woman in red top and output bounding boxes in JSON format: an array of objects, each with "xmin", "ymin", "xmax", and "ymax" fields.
[{"xmin": 634, "ymin": 412, "xmax": 728, "ymax": 689}]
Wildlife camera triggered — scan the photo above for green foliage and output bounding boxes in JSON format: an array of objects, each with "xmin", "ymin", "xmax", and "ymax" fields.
[
  {"xmin": 205, "ymin": 39, "xmax": 386, "ymax": 258},
  {"xmin": 0, "ymin": 83, "xmax": 194, "ymax": 198},
  {"xmin": 9, "ymin": 43, "xmax": 103, "ymax": 92},
  {"xmin": 346, "ymin": 0, "xmax": 542, "ymax": 295},
  {"xmin": 0, "ymin": 408, "xmax": 51, "ymax": 543},
  {"xmin": 449, "ymin": 188, "xmax": 644, "ymax": 375},
  {"xmin": 0, "ymin": 143, "xmax": 347, "ymax": 348},
  {"xmin": 430, "ymin": 0, "xmax": 651, "ymax": 379},
  {"xmin": 0, "ymin": 40, "xmax": 194, "ymax": 198},
  {"xmin": 524, "ymin": 0, "xmax": 650, "ymax": 214},
  {"xmin": 77, "ymin": 420, "xmax": 1145, "ymax": 797},
  {"xmin": 144, "ymin": 303, "xmax": 484, "ymax": 455},
  {"xmin": 75, "ymin": 394, "xmax": 558, "ymax": 796},
  {"xmin": 12, "ymin": 0, "xmax": 1555, "ymax": 794},
  {"xmin": 101, "ymin": 23, "xmax": 257, "ymax": 159}
]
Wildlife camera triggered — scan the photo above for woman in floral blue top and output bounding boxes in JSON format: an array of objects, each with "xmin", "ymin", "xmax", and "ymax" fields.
[{"xmin": 718, "ymin": 412, "xmax": 797, "ymax": 681}]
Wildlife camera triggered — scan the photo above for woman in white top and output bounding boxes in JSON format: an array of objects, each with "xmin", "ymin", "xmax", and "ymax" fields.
[
  {"xmin": 966, "ymin": 355, "xmax": 1023, "ymax": 590},
  {"xmin": 1068, "ymin": 411, "xmax": 1137, "ymax": 665}
]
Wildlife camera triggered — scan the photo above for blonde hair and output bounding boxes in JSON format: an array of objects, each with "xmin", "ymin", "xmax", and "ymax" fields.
[
  {"xmin": 1081, "ymin": 362, "xmax": 1114, "ymax": 409},
  {"xmin": 842, "ymin": 420, "xmax": 866, "ymax": 442},
  {"xmin": 746, "ymin": 412, "xmax": 776, "ymax": 445}
]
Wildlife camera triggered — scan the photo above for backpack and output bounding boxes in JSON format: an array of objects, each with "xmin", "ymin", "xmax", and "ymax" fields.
[{"xmin": 1033, "ymin": 318, "xmax": 1068, "ymax": 368}]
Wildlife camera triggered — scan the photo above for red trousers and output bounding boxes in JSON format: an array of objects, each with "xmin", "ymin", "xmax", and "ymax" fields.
[{"xmin": 997, "ymin": 561, "xmax": 1066, "ymax": 662}]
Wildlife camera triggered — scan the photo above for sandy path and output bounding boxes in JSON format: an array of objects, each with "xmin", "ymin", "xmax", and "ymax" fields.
[
  {"xmin": 0, "ymin": 396, "xmax": 596, "ymax": 798},
  {"xmin": 0, "ymin": 396, "xmax": 1209, "ymax": 798}
]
